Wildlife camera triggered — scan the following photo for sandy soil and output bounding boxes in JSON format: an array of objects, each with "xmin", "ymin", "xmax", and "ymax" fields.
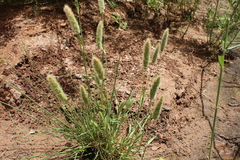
[{"xmin": 0, "ymin": 0, "xmax": 240, "ymax": 159}]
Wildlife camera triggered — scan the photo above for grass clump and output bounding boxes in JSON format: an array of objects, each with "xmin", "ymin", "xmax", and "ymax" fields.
[
  {"xmin": 111, "ymin": 12, "xmax": 128, "ymax": 30},
  {"xmin": 0, "ymin": 53, "xmax": 165, "ymax": 159},
  {"xmin": 0, "ymin": 1, "xmax": 169, "ymax": 159}
]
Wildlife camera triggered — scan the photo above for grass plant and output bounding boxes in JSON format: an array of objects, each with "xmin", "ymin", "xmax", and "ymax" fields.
[
  {"xmin": 107, "ymin": 0, "xmax": 118, "ymax": 9},
  {"xmin": 2, "ymin": 0, "xmax": 237, "ymax": 159},
  {"xmin": 203, "ymin": 10, "xmax": 239, "ymax": 157},
  {"xmin": 177, "ymin": 0, "xmax": 200, "ymax": 20},
  {"xmin": 207, "ymin": 18, "xmax": 239, "ymax": 160},
  {"xmin": 111, "ymin": 12, "xmax": 128, "ymax": 30},
  {"xmin": 146, "ymin": 0, "xmax": 164, "ymax": 11},
  {"xmin": 205, "ymin": 0, "xmax": 240, "ymax": 53},
  {"xmin": 0, "ymin": 1, "xmax": 169, "ymax": 159}
]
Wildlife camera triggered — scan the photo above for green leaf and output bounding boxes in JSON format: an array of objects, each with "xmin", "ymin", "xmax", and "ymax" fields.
[
  {"xmin": 145, "ymin": 135, "xmax": 157, "ymax": 146},
  {"xmin": 140, "ymin": 89, "xmax": 146, "ymax": 106},
  {"xmin": 0, "ymin": 57, "xmax": 6, "ymax": 62},
  {"xmin": 118, "ymin": 101, "xmax": 126, "ymax": 114},
  {"xmin": 126, "ymin": 99, "xmax": 134, "ymax": 110},
  {"xmin": 218, "ymin": 56, "xmax": 224, "ymax": 67},
  {"xmin": 227, "ymin": 44, "xmax": 240, "ymax": 50}
]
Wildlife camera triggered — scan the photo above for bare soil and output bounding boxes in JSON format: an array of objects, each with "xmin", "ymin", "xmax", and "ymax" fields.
[{"xmin": 0, "ymin": 0, "xmax": 240, "ymax": 160}]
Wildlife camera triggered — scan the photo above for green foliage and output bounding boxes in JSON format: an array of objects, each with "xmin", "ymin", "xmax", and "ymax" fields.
[
  {"xmin": 205, "ymin": 0, "xmax": 240, "ymax": 52},
  {"xmin": 208, "ymin": 18, "xmax": 234, "ymax": 160},
  {"xmin": 120, "ymin": 21, "xmax": 128, "ymax": 30},
  {"xmin": 1, "ymin": 1, "xmax": 239, "ymax": 159},
  {"xmin": 146, "ymin": 0, "xmax": 164, "ymax": 11},
  {"xmin": 111, "ymin": 12, "xmax": 128, "ymax": 30},
  {"xmin": 177, "ymin": 0, "xmax": 201, "ymax": 18},
  {"xmin": 107, "ymin": 0, "xmax": 118, "ymax": 9}
]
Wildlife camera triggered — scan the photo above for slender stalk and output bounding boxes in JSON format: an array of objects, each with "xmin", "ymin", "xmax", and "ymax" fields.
[
  {"xmin": 213, "ymin": 18, "xmax": 240, "ymax": 47},
  {"xmin": 77, "ymin": 35, "xmax": 88, "ymax": 75},
  {"xmin": 76, "ymin": 34, "xmax": 92, "ymax": 95},
  {"xmin": 109, "ymin": 57, "xmax": 120, "ymax": 107},
  {"xmin": 208, "ymin": 0, "xmax": 220, "ymax": 43},
  {"xmin": 181, "ymin": 16, "xmax": 191, "ymax": 40},
  {"xmin": 208, "ymin": 19, "xmax": 229, "ymax": 160},
  {"xmin": 208, "ymin": 65, "xmax": 223, "ymax": 160}
]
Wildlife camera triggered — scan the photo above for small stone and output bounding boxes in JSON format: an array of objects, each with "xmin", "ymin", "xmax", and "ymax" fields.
[{"xmin": 151, "ymin": 145, "xmax": 159, "ymax": 151}]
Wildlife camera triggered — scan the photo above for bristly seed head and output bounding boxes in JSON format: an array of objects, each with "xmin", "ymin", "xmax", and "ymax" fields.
[
  {"xmin": 47, "ymin": 75, "xmax": 67, "ymax": 102},
  {"xmin": 152, "ymin": 96, "xmax": 163, "ymax": 120},
  {"xmin": 152, "ymin": 43, "xmax": 161, "ymax": 63},
  {"xmin": 143, "ymin": 38, "xmax": 151, "ymax": 68},
  {"xmin": 98, "ymin": 0, "xmax": 105, "ymax": 14},
  {"xmin": 92, "ymin": 56, "xmax": 105, "ymax": 81},
  {"xmin": 96, "ymin": 20, "xmax": 104, "ymax": 50},
  {"xmin": 63, "ymin": 4, "xmax": 80, "ymax": 35},
  {"xmin": 160, "ymin": 28, "xmax": 169, "ymax": 52},
  {"xmin": 150, "ymin": 76, "xmax": 161, "ymax": 100},
  {"xmin": 80, "ymin": 85, "xmax": 89, "ymax": 105}
]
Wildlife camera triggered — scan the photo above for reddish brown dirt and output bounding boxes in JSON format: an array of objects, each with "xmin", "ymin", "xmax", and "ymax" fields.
[{"xmin": 0, "ymin": 0, "xmax": 240, "ymax": 160}]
